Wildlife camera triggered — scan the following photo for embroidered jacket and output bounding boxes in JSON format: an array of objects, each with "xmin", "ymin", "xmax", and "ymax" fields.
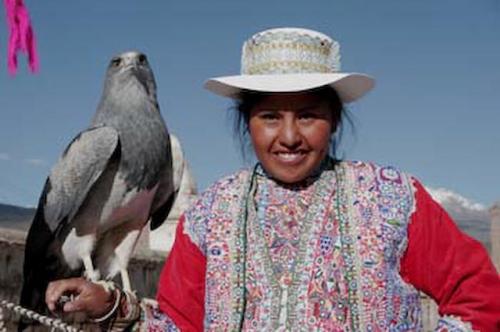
[{"xmin": 151, "ymin": 161, "xmax": 500, "ymax": 331}]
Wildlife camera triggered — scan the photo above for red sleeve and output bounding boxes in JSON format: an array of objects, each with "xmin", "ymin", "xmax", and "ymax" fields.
[
  {"xmin": 400, "ymin": 180, "xmax": 500, "ymax": 331},
  {"xmin": 156, "ymin": 215, "xmax": 206, "ymax": 332}
]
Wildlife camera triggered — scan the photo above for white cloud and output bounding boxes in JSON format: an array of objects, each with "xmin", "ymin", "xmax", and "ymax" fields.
[
  {"xmin": 25, "ymin": 158, "xmax": 47, "ymax": 166},
  {"xmin": 0, "ymin": 153, "xmax": 11, "ymax": 161}
]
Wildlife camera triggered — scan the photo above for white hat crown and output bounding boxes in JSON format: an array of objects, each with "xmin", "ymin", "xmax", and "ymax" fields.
[{"xmin": 241, "ymin": 28, "xmax": 341, "ymax": 75}]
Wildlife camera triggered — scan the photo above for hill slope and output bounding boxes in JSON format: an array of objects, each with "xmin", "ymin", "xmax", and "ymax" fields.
[{"xmin": 0, "ymin": 203, "xmax": 35, "ymax": 230}]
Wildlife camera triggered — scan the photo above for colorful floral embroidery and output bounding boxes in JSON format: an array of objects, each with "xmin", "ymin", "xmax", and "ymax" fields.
[
  {"xmin": 184, "ymin": 169, "xmax": 252, "ymax": 330},
  {"xmin": 182, "ymin": 160, "xmax": 424, "ymax": 331},
  {"xmin": 142, "ymin": 305, "xmax": 180, "ymax": 332}
]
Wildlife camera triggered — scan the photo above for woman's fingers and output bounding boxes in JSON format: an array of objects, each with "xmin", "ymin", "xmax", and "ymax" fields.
[
  {"xmin": 45, "ymin": 277, "xmax": 86, "ymax": 312},
  {"xmin": 45, "ymin": 278, "xmax": 117, "ymax": 317},
  {"xmin": 63, "ymin": 297, "xmax": 85, "ymax": 312}
]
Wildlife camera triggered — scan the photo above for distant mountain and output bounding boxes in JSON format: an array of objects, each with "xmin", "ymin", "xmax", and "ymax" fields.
[
  {"xmin": 427, "ymin": 187, "xmax": 491, "ymax": 251},
  {"xmin": 0, "ymin": 203, "xmax": 35, "ymax": 230}
]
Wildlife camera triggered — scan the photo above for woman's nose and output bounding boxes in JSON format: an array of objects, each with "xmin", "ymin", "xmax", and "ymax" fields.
[{"xmin": 279, "ymin": 117, "xmax": 302, "ymax": 148}]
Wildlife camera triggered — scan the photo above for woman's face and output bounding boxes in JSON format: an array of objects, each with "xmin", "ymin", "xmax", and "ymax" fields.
[{"xmin": 248, "ymin": 92, "xmax": 335, "ymax": 184}]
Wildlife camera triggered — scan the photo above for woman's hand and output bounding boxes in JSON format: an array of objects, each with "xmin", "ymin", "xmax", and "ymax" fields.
[{"xmin": 45, "ymin": 277, "xmax": 116, "ymax": 318}]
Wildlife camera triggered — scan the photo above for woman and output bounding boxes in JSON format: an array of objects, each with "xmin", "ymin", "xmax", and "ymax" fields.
[{"xmin": 45, "ymin": 27, "xmax": 500, "ymax": 331}]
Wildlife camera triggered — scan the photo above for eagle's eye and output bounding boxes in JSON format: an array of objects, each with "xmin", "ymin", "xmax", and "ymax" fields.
[
  {"xmin": 111, "ymin": 57, "xmax": 121, "ymax": 67},
  {"xmin": 138, "ymin": 54, "xmax": 147, "ymax": 65}
]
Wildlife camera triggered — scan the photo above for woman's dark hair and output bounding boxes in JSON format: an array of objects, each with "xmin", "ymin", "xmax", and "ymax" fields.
[{"xmin": 231, "ymin": 86, "xmax": 354, "ymax": 162}]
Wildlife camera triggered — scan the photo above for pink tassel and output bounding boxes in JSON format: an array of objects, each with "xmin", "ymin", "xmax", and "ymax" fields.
[{"xmin": 4, "ymin": 0, "xmax": 39, "ymax": 75}]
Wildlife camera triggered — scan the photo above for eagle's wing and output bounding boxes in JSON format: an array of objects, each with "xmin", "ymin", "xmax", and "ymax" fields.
[
  {"xmin": 43, "ymin": 125, "xmax": 119, "ymax": 231},
  {"xmin": 149, "ymin": 133, "xmax": 181, "ymax": 230},
  {"xmin": 19, "ymin": 126, "xmax": 120, "ymax": 319}
]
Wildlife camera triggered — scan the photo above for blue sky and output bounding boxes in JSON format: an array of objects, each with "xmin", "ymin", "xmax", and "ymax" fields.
[{"xmin": 0, "ymin": 0, "xmax": 499, "ymax": 207}]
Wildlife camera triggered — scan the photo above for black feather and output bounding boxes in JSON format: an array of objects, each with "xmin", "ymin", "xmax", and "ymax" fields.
[
  {"xmin": 19, "ymin": 180, "xmax": 81, "ymax": 331},
  {"xmin": 150, "ymin": 190, "xmax": 176, "ymax": 231}
]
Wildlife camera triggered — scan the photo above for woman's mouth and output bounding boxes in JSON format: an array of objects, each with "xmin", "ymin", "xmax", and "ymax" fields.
[{"xmin": 273, "ymin": 151, "xmax": 307, "ymax": 164}]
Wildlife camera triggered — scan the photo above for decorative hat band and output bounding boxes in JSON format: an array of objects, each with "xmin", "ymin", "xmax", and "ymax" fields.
[{"xmin": 241, "ymin": 29, "xmax": 341, "ymax": 75}]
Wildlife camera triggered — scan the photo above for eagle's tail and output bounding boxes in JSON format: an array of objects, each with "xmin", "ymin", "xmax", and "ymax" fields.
[{"xmin": 18, "ymin": 204, "xmax": 76, "ymax": 331}]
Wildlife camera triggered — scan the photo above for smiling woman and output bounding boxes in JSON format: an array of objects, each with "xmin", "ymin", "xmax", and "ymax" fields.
[
  {"xmin": 247, "ymin": 91, "xmax": 335, "ymax": 184},
  {"xmin": 43, "ymin": 27, "xmax": 500, "ymax": 332}
]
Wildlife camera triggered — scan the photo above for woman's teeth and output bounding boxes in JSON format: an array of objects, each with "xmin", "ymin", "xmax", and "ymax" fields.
[{"xmin": 276, "ymin": 151, "xmax": 304, "ymax": 162}]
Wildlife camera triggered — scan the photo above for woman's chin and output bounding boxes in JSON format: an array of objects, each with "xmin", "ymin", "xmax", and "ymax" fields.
[
  {"xmin": 266, "ymin": 167, "xmax": 312, "ymax": 184},
  {"xmin": 263, "ymin": 153, "xmax": 326, "ymax": 184}
]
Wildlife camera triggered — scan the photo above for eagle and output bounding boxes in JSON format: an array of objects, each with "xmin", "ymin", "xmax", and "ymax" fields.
[{"xmin": 19, "ymin": 51, "xmax": 176, "ymax": 323}]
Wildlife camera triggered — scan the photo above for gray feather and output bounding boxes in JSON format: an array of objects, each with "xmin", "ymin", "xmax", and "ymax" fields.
[{"xmin": 44, "ymin": 126, "xmax": 119, "ymax": 232}]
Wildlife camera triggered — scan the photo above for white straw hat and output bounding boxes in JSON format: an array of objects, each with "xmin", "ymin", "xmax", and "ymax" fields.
[{"xmin": 204, "ymin": 27, "xmax": 375, "ymax": 103}]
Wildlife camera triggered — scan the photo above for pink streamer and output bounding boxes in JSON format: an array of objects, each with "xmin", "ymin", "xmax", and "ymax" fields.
[{"xmin": 4, "ymin": 0, "xmax": 39, "ymax": 75}]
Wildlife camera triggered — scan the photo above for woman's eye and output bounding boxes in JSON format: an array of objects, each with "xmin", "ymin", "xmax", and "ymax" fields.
[
  {"xmin": 299, "ymin": 112, "xmax": 317, "ymax": 120},
  {"xmin": 259, "ymin": 112, "xmax": 279, "ymax": 120}
]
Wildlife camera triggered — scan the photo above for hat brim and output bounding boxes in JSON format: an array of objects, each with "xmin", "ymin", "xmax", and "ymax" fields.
[{"xmin": 204, "ymin": 73, "xmax": 375, "ymax": 103}]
